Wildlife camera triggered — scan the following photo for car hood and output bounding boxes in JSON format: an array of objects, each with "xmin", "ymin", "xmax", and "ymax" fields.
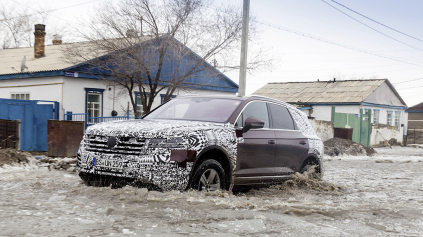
[{"xmin": 85, "ymin": 119, "xmax": 234, "ymax": 138}]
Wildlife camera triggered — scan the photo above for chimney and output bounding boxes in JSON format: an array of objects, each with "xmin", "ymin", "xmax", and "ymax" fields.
[
  {"xmin": 34, "ymin": 24, "xmax": 46, "ymax": 58},
  {"xmin": 52, "ymin": 34, "xmax": 62, "ymax": 45}
]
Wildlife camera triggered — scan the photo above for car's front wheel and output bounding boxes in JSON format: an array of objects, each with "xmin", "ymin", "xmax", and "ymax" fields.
[{"xmin": 191, "ymin": 159, "xmax": 226, "ymax": 191}]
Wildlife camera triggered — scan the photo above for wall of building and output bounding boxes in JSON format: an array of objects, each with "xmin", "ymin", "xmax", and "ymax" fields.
[
  {"xmin": 0, "ymin": 76, "xmax": 236, "ymax": 120},
  {"xmin": 309, "ymin": 105, "xmax": 332, "ymax": 121},
  {"xmin": 370, "ymin": 123, "xmax": 403, "ymax": 146},
  {"xmin": 0, "ymin": 76, "xmax": 63, "ymax": 104},
  {"xmin": 62, "ymin": 77, "xmax": 236, "ymax": 119},
  {"xmin": 308, "ymin": 118, "xmax": 334, "ymax": 142},
  {"xmin": 407, "ymin": 112, "xmax": 423, "ymax": 144}
]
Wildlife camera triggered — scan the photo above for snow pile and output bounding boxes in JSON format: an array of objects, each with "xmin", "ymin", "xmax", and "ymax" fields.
[
  {"xmin": 37, "ymin": 157, "xmax": 77, "ymax": 172},
  {"xmin": 0, "ymin": 148, "xmax": 34, "ymax": 167},
  {"xmin": 324, "ymin": 138, "xmax": 376, "ymax": 156}
]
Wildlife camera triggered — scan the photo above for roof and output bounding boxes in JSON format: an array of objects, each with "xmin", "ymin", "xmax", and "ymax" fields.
[
  {"xmin": 0, "ymin": 36, "xmax": 238, "ymax": 92},
  {"xmin": 0, "ymin": 36, "xmax": 155, "ymax": 76},
  {"xmin": 405, "ymin": 102, "xmax": 423, "ymax": 112},
  {"xmin": 253, "ymin": 79, "xmax": 406, "ymax": 105}
]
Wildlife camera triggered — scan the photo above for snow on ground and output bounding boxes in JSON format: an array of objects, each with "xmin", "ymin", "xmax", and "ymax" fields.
[{"xmin": 0, "ymin": 146, "xmax": 422, "ymax": 236}]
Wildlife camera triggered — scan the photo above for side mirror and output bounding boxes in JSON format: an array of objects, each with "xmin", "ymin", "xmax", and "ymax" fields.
[{"xmin": 242, "ymin": 117, "xmax": 265, "ymax": 133}]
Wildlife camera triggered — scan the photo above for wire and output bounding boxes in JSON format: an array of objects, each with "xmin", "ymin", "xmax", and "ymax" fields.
[
  {"xmin": 321, "ymin": 0, "xmax": 423, "ymax": 52},
  {"xmin": 0, "ymin": 0, "xmax": 100, "ymax": 22},
  {"xmin": 328, "ymin": 0, "xmax": 423, "ymax": 43},
  {"xmin": 392, "ymin": 78, "xmax": 423, "ymax": 84},
  {"xmin": 252, "ymin": 19, "xmax": 423, "ymax": 68}
]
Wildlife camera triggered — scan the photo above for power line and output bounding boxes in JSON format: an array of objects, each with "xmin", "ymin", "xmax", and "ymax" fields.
[
  {"xmin": 396, "ymin": 85, "xmax": 423, "ymax": 90},
  {"xmin": 0, "ymin": 0, "xmax": 100, "ymax": 22},
  {"xmin": 329, "ymin": 0, "xmax": 423, "ymax": 43},
  {"xmin": 392, "ymin": 78, "xmax": 423, "ymax": 84},
  {"xmin": 252, "ymin": 19, "xmax": 423, "ymax": 68},
  {"xmin": 321, "ymin": 0, "xmax": 423, "ymax": 52}
]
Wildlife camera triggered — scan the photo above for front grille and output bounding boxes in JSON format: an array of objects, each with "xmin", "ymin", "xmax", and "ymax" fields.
[{"xmin": 86, "ymin": 136, "xmax": 146, "ymax": 155}]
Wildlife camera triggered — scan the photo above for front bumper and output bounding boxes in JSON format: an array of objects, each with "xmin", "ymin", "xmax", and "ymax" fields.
[{"xmin": 77, "ymin": 151, "xmax": 193, "ymax": 191}]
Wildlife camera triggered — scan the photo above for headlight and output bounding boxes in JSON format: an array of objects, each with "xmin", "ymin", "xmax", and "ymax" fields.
[{"xmin": 148, "ymin": 137, "xmax": 184, "ymax": 148}]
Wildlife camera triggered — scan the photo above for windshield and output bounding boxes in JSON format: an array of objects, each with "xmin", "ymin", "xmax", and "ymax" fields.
[{"xmin": 144, "ymin": 97, "xmax": 242, "ymax": 123}]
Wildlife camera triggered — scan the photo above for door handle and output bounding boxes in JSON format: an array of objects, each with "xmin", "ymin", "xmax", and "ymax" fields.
[
  {"xmin": 268, "ymin": 140, "xmax": 275, "ymax": 145},
  {"xmin": 299, "ymin": 140, "xmax": 307, "ymax": 145}
]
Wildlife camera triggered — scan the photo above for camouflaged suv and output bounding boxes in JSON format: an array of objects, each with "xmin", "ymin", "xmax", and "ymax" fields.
[{"xmin": 77, "ymin": 95, "xmax": 324, "ymax": 191}]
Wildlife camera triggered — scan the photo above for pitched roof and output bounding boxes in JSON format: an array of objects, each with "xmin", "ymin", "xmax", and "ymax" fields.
[
  {"xmin": 405, "ymin": 102, "xmax": 423, "ymax": 112},
  {"xmin": 0, "ymin": 36, "xmax": 156, "ymax": 76},
  {"xmin": 253, "ymin": 79, "xmax": 405, "ymax": 105}
]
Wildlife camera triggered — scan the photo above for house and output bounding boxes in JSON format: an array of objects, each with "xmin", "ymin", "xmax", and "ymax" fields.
[
  {"xmin": 253, "ymin": 79, "xmax": 408, "ymax": 147},
  {"xmin": 405, "ymin": 102, "xmax": 423, "ymax": 144},
  {"xmin": 0, "ymin": 24, "xmax": 238, "ymax": 151},
  {"xmin": 0, "ymin": 24, "xmax": 239, "ymax": 120}
]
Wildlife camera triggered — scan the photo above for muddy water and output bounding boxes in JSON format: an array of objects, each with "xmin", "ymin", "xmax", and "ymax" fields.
[{"xmin": 1, "ymin": 147, "xmax": 422, "ymax": 236}]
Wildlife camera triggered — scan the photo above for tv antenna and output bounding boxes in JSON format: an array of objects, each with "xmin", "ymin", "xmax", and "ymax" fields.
[{"xmin": 21, "ymin": 56, "xmax": 28, "ymax": 72}]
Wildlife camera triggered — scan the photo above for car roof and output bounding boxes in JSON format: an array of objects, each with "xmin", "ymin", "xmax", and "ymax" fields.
[{"xmin": 177, "ymin": 94, "xmax": 284, "ymax": 104}]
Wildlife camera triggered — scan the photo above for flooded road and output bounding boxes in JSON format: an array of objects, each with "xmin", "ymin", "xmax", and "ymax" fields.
[{"xmin": 1, "ymin": 146, "xmax": 422, "ymax": 236}]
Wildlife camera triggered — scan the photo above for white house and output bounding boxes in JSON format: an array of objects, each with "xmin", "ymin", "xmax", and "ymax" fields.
[
  {"xmin": 253, "ymin": 79, "xmax": 408, "ymax": 147},
  {"xmin": 0, "ymin": 24, "xmax": 239, "ymax": 121}
]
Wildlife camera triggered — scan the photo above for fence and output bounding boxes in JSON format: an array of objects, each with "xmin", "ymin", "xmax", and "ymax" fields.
[
  {"xmin": 0, "ymin": 119, "xmax": 20, "ymax": 149},
  {"xmin": 63, "ymin": 110, "xmax": 139, "ymax": 129},
  {"xmin": 407, "ymin": 129, "xmax": 423, "ymax": 144}
]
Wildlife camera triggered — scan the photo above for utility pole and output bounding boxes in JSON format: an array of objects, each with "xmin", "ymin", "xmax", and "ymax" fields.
[{"xmin": 238, "ymin": 0, "xmax": 250, "ymax": 97}]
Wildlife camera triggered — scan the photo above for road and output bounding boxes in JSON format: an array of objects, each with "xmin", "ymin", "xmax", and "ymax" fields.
[{"xmin": 0, "ymin": 146, "xmax": 422, "ymax": 236}]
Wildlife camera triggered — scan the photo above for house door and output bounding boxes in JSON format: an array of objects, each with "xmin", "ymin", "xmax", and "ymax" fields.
[{"xmin": 360, "ymin": 109, "xmax": 371, "ymax": 147}]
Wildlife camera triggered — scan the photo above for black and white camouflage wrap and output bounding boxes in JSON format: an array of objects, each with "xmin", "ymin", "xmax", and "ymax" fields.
[{"xmin": 77, "ymin": 119, "xmax": 237, "ymax": 191}]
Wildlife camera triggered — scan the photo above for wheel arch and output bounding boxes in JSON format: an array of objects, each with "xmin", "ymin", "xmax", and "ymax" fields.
[
  {"xmin": 299, "ymin": 154, "xmax": 322, "ymax": 174},
  {"xmin": 189, "ymin": 145, "xmax": 233, "ymax": 190}
]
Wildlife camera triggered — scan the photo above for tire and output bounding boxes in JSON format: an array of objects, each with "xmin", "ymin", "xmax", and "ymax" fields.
[{"xmin": 191, "ymin": 159, "xmax": 226, "ymax": 191}]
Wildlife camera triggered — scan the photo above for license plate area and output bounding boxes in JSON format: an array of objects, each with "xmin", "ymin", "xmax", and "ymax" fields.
[{"xmin": 93, "ymin": 157, "xmax": 123, "ymax": 169}]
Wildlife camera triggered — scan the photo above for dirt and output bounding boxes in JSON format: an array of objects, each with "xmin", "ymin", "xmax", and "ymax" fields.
[
  {"xmin": 324, "ymin": 137, "xmax": 377, "ymax": 156},
  {"xmin": 0, "ymin": 149, "xmax": 33, "ymax": 167}
]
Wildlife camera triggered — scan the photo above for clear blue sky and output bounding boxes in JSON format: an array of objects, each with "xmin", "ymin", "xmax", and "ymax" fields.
[{"xmin": 10, "ymin": 0, "xmax": 423, "ymax": 106}]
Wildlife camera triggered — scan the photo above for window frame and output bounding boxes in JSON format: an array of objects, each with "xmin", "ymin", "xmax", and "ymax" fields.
[
  {"xmin": 387, "ymin": 111, "xmax": 393, "ymax": 126},
  {"xmin": 85, "ymin": 88, "xmax": 104, "ymax": 118},
  {"xmin": 373, "ymin": 109, "xmax": 380, "ymax": 124},
  {"xmin": 234, "ymin": 100, "xmax": 271, "ymax": 129},
  {"xmin": 394, "ymin": 111, "xmax": 401, "ymax": 127}
]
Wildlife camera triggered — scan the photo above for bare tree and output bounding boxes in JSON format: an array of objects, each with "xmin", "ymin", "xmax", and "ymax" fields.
[
  {"xmin": 65, "ymin": 0, "xmax": 272, "ymax": 116},
  {"xmin": 0, "ymin": 2, "xmax": 53, "ymax": 49}
]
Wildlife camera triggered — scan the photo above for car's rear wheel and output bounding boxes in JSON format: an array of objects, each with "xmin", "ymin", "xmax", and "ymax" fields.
[{"xmin": 191, "ymin": 159, "xmax": 226, "ymax": 191}]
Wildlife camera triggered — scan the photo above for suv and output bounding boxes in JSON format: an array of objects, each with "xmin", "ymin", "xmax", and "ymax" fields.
[{"xmin": 77, "ymin": 95, "xmax": 324, "ymax": 191}]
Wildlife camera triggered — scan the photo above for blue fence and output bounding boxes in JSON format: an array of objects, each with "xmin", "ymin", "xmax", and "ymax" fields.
[{"xmin": 63, "ymin": 110, "xmax": 139, "ymax": 128}]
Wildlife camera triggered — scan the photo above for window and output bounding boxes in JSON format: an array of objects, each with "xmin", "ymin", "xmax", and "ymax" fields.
[
  {"xmin": 268, "ymin": 103, "xmax": 295, "ymax": 130},
  {"xmin": 364, "ymin": 109, "xmax": 370, "ymax": 115},
  {"xmin": 235, "ymin": 101, "xmax": 269, "ymax": 128},
  {"xmin": 387, "ymin": 111, "xmax": 393, "ymax": 125},
  {"xmin": 373, "ymin": 110, "xmax": 379, "ymax": 124},
  {"xmin": 87, "ymin": 93, "xmax": 101, "ymax": 118},
  {"xmin": 85, "ymin": 88, "xmax": 104, "ymax": 118},
  {"xmin": 395, "ymin": 111, "xmax": 401, "ymax": 127},
  {"xmin": 11, "ymin": 93, "xmax": 30, "ymax": 100},
  {"xmin": 135, "ymin": 92, "xmax": 150, "ymax": 116}
]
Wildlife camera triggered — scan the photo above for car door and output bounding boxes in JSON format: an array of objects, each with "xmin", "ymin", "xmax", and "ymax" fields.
[
  {"xmin": 234, "ymin": 101, "xmax": 276, "ymax": 184},
  {"xmin": 269, "ymin": 103, "xmax": 309, "ymax": 174}
]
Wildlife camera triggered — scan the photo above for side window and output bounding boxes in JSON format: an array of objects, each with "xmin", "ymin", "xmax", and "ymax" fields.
[
  {"xmin": 235, "ymin": 101, "xmax": 269, "ymax": 128},
  {"xmin": 268, "ymin": 103, "xmax": 295, "ymax": 130}
]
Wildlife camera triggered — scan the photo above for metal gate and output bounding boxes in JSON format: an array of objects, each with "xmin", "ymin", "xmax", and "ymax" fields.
[
  {"xmin": 0, "ymin": 119, "xmax": 20, "ymax": 149},
  {"xmin": 0, "ymin": 99, "xmax": 59, "ymax": 151}
]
